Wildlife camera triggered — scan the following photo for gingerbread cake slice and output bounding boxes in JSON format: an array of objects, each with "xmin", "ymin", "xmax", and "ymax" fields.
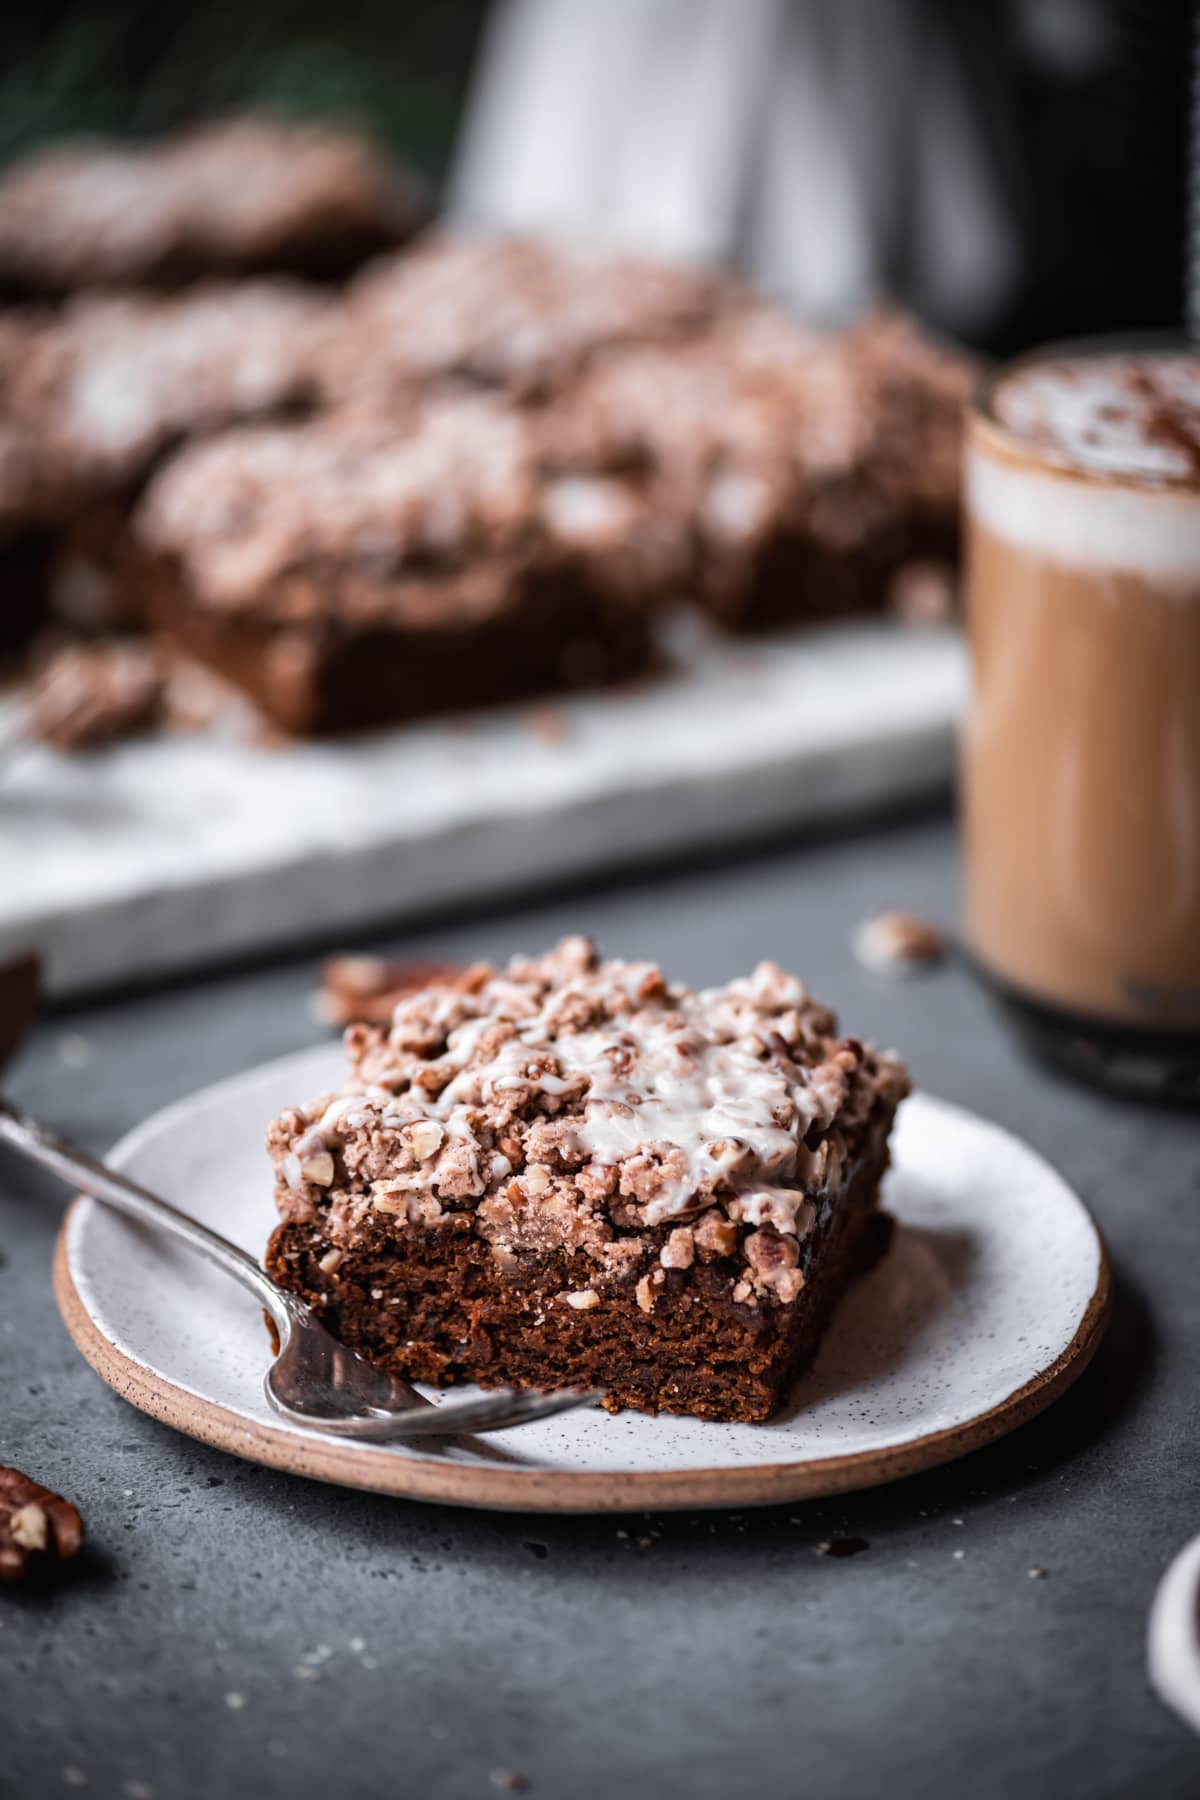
[
  {"xmin": 133, "ymin": 397, "xmax": 675, "ymax": 734},
  {"xmin": 0, "ymin": 115, "xmax": 422, "ymax": 297},
  {"xmin": 315, "ymin": 230, "xmax": 739, "ymax": 408},
  {"xmin": 11, "ymin": 282, "xmax": 330, "ymax": 635},
  {"xmin": 265, "ymin": 938, "xmax": 908, "ymax": 1422},
  {"xmin": 538, "ymin": 303, "xmax": 980, "ymax": 632}
]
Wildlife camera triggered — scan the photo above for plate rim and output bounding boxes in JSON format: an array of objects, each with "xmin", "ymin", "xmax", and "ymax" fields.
[
  {"xmin": 53, "ymin": 1230, "xmax": 1111, "ymax": 1513},
  {"xmin": 52, "ymin": 1061, "xmax": 1113, "ymax": 1514}
]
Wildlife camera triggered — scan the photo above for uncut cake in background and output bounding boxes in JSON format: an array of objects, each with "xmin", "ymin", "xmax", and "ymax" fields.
[
  {"xmin": 9, "ymin": 282, "xmax": 331, "ymax": 636},
  {"xmin": 132, "ymin": 397, "xmax": 679, "ymax": 735},
  {"xmin": 0, "ymin": 116, "xmax": 424, "ymax": 299},
  {"xmin": 317, "ymin": 231, "xmax": 979, "ymax": 635},
  {"xmin": 265, "ymin": 938, "xmax": 909, "ymax": 1422},
  {"xmin": 537, "ymin": 301, "xmax": 980, "ymax": 631}
]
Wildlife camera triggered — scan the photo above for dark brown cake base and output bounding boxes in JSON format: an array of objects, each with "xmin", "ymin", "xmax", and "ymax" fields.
[
  {"xmin": 143, "ymin": 556, "xmax": 657, "ymax": 736},
  {"xmin": 265, "ymin": 1147, "xmax": 892, "ymax": 1424},
  {"xmin": 0, "ymin": 530, "xmax": 51, "ymax": 660},
  {"xmin": 709, "ymin": 514, "xmax": 959, "ymax": 634}
]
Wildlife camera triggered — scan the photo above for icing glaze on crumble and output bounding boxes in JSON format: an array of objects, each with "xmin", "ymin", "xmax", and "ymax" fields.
[{"xmin": 268, "ymin": 939, "xmax": 908, "ymax": 1305}]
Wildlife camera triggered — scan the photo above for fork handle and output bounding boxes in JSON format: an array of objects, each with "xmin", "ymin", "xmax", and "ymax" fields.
[{"xmin": 0, "ymin": 1095, "xmax": 287, "ymax": 1322}]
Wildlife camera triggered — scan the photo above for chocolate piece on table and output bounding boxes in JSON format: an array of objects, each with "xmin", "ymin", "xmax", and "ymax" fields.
[{"xmin": 265, "ymin": 937, "xmax": 908, "ymax": 1423}]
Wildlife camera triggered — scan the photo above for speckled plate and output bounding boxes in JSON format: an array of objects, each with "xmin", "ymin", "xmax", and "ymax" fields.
[{"xmin": 54, "ymin": 1047, "xmax": 1110, "ymax": 1513}]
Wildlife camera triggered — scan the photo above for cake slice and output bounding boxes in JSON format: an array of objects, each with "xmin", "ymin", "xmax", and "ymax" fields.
[
  {"xmin": 265, "ymin": 939, "xmax": 909, "ymax": 1422},
  {"xmin": 0, "ymin": 116, "xmax": 421, "ymax": 297},
  {"xmin": 133, "ymin": 398, "xmax": 674, "ymax": 734},
  {"xmin": 538, "ymin": 303, "xmax": 980, "ymax": 633}
]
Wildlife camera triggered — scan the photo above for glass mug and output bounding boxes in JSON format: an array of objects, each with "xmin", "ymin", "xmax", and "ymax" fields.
[{"xmin": 962, "ymin": 342, "xmax": 1200, "ymax": 1100}]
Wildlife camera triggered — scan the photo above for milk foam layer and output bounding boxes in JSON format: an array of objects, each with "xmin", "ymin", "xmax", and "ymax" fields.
[
  {"xmin": 994, "ymin": 353, "xmax": 1200, "ymax": 480},
  {"xmin": 967, "ymin": 447, "xmax": 1200, "ymax": 582}
]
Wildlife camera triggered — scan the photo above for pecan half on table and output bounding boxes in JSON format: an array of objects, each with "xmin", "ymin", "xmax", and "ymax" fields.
[
  {"xmin": 0, "ymin": 1466, "xmax": 84, "ymax": 1583},
  {"xmin": 317, "ymin": 956, "xmax": 465, "ymax": 1028}
]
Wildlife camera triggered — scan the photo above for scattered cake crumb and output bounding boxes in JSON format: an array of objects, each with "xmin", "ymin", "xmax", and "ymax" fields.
[
  {"xmin": 853, "ymin": 910, "xmax": 946, "ymax": 975},
  {"xmin": 525, "ymin": 703, "xmax": 569, "ymax": 745},
  {"xmin": 889, "ymin": 559, "xmax": 957, "ymax": 628},
  {"xmin": 814, "ymin": 1536, "xmax": 869, "ymax": 1558},
  {"xmin": 26, "ymin": 640, "xmax": 167, "ymax": 751}
]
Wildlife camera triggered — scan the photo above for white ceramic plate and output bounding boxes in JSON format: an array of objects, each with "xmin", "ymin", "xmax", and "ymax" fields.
[{"xmin": 55, "ymin": 1047, "xmax": 1110, "ymax": 1513}]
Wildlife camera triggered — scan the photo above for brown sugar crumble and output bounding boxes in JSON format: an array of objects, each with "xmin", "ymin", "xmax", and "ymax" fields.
[
  {"xmin": 132, "ymin": 398, "xmax": 668, "ymax": 734},
  {"xmin": 0, "ymin": 116, "xmax": 421, "ymax": 297},
  {"xmin": 265, "ymin": 937, "xmax": 908, "ymax": 1422},
  {"xmin": 318, "ymin": 956, "xmax": 467, "ymax": 1029}
]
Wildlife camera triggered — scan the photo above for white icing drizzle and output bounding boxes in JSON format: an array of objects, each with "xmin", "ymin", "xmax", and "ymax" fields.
[{"xmin": 343, "ymin": 958, "xmax": 838, "ymax": 1231}]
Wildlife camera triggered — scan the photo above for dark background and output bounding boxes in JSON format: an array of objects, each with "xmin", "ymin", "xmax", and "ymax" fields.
[{"xmin": 0, "ymin": 0, "xmax": 1192, "ymax": 355}]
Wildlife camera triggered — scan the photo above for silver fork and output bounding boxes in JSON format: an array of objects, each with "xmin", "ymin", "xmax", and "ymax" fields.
[{"xmin": 0, "ymin": 1098, "xmax": 599, "ymax": 1439}]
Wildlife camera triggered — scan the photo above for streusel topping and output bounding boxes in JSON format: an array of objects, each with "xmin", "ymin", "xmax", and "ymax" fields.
[
  {"xmin": 318, "ymin": 232, "xmax": 735, "ymax": 405},
  {"xmin": 136, "ymin": 395, "xmax": 681, "ymax": 621},
  {"xmin": 0, "ymin": 116, "xmax": 419, "ymax": 292},
  {"xmin": 14, "ymin": 283, "xmax": 327, "ymax": 493},
  {"xmin": 268, "ymin": 939, "xmax": 907, "ymax": 1300}
]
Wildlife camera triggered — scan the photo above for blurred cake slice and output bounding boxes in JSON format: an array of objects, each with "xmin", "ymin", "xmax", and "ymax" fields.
[
  {"xmin": 133, "ymin": 398, "xmax": 676, "ymax": 734},
  {"xmin": 0, "ymin": 116, "xmax": 422, "ymax": 298}
]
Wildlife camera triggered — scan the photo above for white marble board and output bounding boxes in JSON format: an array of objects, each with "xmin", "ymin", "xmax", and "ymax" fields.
[{"xmin": 0, "ymin": 620, "xmax": 964, "ymax": 997}]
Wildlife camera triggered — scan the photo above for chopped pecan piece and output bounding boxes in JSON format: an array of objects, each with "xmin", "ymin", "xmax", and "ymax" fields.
[
  {"xmin": 317, "ymin": 956, "xmax": 466, "ymax": 1027},
  {"xmin": 744, "ymin": 1228, "xmax": 805, "ymax": 1303},
  {"xmin": 0, "ymin": 1466, "xmax": 84, "ymax": 1582}
]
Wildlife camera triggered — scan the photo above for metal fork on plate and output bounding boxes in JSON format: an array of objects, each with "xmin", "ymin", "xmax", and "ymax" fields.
[{"xmin": 0, "ymin": 1098, "xmax": 599, "ymax": 1439}]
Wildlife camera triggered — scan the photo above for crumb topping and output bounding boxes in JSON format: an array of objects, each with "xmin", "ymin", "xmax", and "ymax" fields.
[
  {"xmin": 268, "ymin": 938, "xmax": 907, "ymax": 1306},
  {"xmin": 135, "ymin": 396, "xmax": 681, "ymax": 622},
  {"xmin": 0, "ymin": 116, "xmax": 419, "ymax": 291},
  {"xmin": 318, "ymin": 231, "xmax": 735, "ymax": 405},
  {"xmin": 25, "ymin": 638, "xmax": 167, "ymax": 750},
  {"xmin": 14, "ymin": 283, "xmax": 327, "ymax": 494},
  {"xmin": 536, "ymin": 302, "xmax": 978, "ymax": 615}
]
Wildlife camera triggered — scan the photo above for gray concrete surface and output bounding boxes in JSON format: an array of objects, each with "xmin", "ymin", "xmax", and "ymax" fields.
[{"xmin": 2, "ymin": 814, "xmax": 1198, "ymax": 1800}]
